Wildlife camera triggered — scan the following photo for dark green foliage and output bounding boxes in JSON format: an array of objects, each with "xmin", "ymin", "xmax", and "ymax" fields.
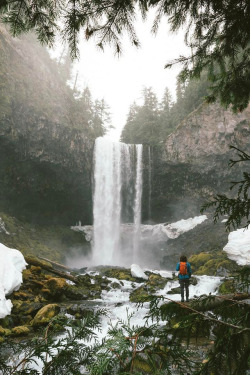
[
  {"xmin": 1, "ymin": 1, "xmax": 250, "ymax": 110},
  {"xmin": 121, "ymin": 74, "xmax": 208, "ymax": 145},
  {"xmin": 201, "ymin": 146, "xmax": 250, "ymax": 231}
]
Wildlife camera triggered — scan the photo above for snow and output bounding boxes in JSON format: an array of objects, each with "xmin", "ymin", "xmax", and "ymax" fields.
[
  {"xmin": 131, "ymin": 264, "xmax": 148, "ymax": 280},
  {"xmin": 72, "ymin": 215, "xmax": 208, "ymax": 243},
  {"xmin": 0, "ymin": 218, "xmax": 9, "ymax": 235},
  {"xmin": 223, "ymin": 227, "xmax": 250, "ymax": 265},
  {"xmin": 141, "ymin": 215, "xmax": 207, "ymax": 240},
  {"xmin": 0, "ymin": 243, "xmax": 27, "ymax": 318}
]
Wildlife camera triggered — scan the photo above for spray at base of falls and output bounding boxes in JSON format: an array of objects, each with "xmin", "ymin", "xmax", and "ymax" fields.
[{"xmin": 92, "ymin": 137, "xmax": 143, "ymax": 265}]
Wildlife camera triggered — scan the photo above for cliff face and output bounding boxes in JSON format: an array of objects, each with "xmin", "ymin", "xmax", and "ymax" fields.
[
  {"xmin": 164, "ymin": 102, "xmax": 250, "ymax": 163},
  {"xmin": 0, "ymin": 26, "xmax": 96, "ymax": 224},
  {"xmin": 149, "ymin": 102, "xmax": 250, "ymax": 223}
]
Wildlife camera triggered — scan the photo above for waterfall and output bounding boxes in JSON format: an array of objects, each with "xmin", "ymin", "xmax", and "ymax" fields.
[
  {"xmin": 92, "ymin": 137, "xmax": 143, "ymax": 265},
  {"xmin": 148, "ymin": 146, "xmax": 152, "ymax": 221},
  {"xmin": 133, "ymin": 145, "xmax": 143, "ymax": 260}
]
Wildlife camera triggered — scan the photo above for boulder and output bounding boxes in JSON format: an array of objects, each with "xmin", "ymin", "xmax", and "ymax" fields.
[
  {"xmin": 11, "ymin": 325, "xmax": 30, "ymax": 336},
  {"xmin": 131, "ymin": 264, "xmax": 148, "ymax": 280},
  {"xmin": 32, "ymin": 304, "xmax": 60, "ymax": 327}
]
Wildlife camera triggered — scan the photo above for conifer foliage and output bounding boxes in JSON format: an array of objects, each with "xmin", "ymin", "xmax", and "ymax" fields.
[{"xmin": 1, "ymin": 1, "xmax": 250, "ymax": 111}]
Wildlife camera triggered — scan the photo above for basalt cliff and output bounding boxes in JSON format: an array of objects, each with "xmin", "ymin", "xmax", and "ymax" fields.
[{"xmin": 149, "ymin": 102, "xmax": 250, "ymax": 223}]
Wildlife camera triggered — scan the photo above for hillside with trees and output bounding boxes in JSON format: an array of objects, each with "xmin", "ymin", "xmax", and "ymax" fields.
[
  {"xmin": 0, "ymin": 26, "xmax": 111, "ymax": 224},
  {"xmin": 121, "ymin": 73, "xmax": 209, "ymax": 145}
]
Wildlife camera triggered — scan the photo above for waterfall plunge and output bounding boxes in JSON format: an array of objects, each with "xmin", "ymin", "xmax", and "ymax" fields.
[{"xmin": 92, "ymin": 137, "xmax": 143, "ymax": 265}]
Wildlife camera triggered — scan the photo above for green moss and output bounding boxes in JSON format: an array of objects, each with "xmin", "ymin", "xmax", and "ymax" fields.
[
  {"xmin": 129, "ymin": 286, "xmax": 151, "ymax": 303},
  {"xmin": 101, "ymin": 268, "xmax": 137, "ymax": 282},
  {"xmin": 0, "ymin": 212, "xmax": 88, "ymax": 262},
  {"xmin": 190, "ymin": 250, "xmax": 238, "ymax": 276},
  {"xmin": 11, "ymin": 326, "xmax": 30, "ymax": 336},
  {"xmin": 32, "ymin": 304, "xmax": 60, "ymax": 327},
  {"xmin": 189, "ymin": 253, "xmax": 213, "ymax": 272},
  {"xmin": 218, "ymin": 279, "xmax": 236, "ymax": 294},
  {"xmin": 0, "ymin": 326, "xmax": 11, "ymax": 336}
]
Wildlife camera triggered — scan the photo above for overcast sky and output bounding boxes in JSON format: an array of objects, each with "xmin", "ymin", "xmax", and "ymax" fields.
[{"xmin": 51, "ymin": 13, "xmax": 189, "ymax": 140}]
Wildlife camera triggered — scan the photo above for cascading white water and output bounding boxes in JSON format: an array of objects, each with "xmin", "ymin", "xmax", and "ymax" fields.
[
  {"xmin": 133, "ymin": 145, "xmax": 143, "ymax": 261},
  {"xmin": 92, "ymin": 137, "xmax": 143, "ymax": 265},
  {"xmin": 148, "ymin": 146, "xmax": 152, "ymax": 221}
]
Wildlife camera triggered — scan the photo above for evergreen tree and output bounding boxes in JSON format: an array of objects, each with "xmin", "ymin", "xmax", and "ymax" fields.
[
  {"xmin": 1, "ymin": 0, "xmax": 249, "ymax": 111},
  {"xmin": 121, "ymin": 87, "xmax": 161, "ymax": 145}
]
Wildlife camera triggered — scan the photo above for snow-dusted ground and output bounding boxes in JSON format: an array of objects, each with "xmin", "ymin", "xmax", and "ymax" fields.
[
  {"xmin": 0, "ymin": 243, "xmax": 27, "ymax": 318},
  {"xmin": 223, "ymin": 227, "xmax": 250, "ymax": 265}
]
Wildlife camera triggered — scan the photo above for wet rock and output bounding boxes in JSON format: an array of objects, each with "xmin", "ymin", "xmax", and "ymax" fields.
[
  {"xmin": 11, "ymin": 326, "xmax": 30, "ymax": 336},
  {"xmin": 129, "ymin": 286, "xmax": 151, "ymax": 303},
  {"xmin": 100, "ymin": 267, "xmax": 137, "ymax": 282},
  {"xmin": 66, "ymin": 304, "xmax": 94, "ymax": 318},
  {"xmin": 42, "ymin": 277, "xmax": 68, "ymax": 300},
  {"xmin": 65, "ymin": 286, "xmax": 90, "ymax": 300},
  {"xmin": 147, "ymin": 273, "xmax": 168, "ymax": 291},
  {"xmin": 12, "ymin": 300, "xmax": 44, "ymax": 317},
  {"xmin": 0, "ymin": 326, "xmax": 11, "ymax": 337},
  {"xmin": 110, "ymin": 281, "xmax": 122, "ymax": 289},
  {"xmin": 32, "ymin": 304, "xmax": 60, "ymax": 327},
  {"xmin": 218, "ymin": 279, "xmax": 236, "ymax": 294},
  {"xmin": 167, "ymin": 286, "xmax": 181, "ymax": 294}
]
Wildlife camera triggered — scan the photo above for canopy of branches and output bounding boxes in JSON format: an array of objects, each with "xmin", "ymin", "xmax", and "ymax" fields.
[{"xmin": 0, "ymin": 0, "xmax": 250, "ymax": 112}]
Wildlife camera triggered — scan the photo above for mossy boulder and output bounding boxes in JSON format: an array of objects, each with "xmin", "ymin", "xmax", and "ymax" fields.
[
  {"xmin": 189, "ymin": 251, "xmax": 238, "ymax": 276},
  {"xmin": 66, "ymin": 304, "xmax": 94, "ymax": 318},
  {"xmin": 11, "ymin": 326, "xmax": 30, "ymax": 336},
  {"xmin": 0, "ymin": 326, "xmax": 11, "ymax": 336},
  {"xmin": 101, "ymin": 267, "xmax": 137, "ymax": 282},
  {"xmin": 129, "ymin": 286, "xmax": 151, "ymax": 303},
  {"xmin": 65, "ymin": 285, "xmax": 100, "ymax": 300},
  {"xmin": 12, "ymin": 300, "xmax": 44, "ymax": 317},
  {"xmin": 43, "ymin": 277, "xmax": 68, "ymax": 300},
  {"xmin": 218, "ymin": 279, "xmax": 236, "ymax": 294},
  {"xmin": 0, "ymin": 316, "xmax": 13, "ymax": 329},
  {"xmin": 110, "ymin": 281, "xmax": 122, "ymax": 289},
  {"xmin": 32, "ymin": 304, "xmax": 60, "ymax": 327},
  {"xmin": 189, "ymin": 253, "xmax": 213, "ymax": 272}
]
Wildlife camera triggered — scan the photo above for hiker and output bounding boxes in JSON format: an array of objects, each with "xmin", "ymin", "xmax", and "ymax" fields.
[{"xmin": 176, "ymin": 255, "xmax": 192, "ymax": 302}]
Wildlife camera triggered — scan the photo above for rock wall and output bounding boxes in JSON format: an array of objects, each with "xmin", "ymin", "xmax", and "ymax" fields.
[
  {"xmin": 148, "ymin": 102, "xmax": 250, "ymax": 223},
  {"xmin": 0, "ymin": 26, "xmax": 95, "ymax": 224}
]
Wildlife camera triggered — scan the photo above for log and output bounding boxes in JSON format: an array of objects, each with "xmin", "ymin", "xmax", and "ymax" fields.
[
  {"xmin": 37, "ymin": 256, "xmax": 74, "ymax": 272},
  {"xmin": 37, "ymin": 256, "xmax": 87, "ymax": 274},
  {"xmin": 25, "ymin": 256, "xmax": 78, "ymax": 284},
  {"xmin": 170, "ymin": 293, "xmax": 250, "ymax": 312}
]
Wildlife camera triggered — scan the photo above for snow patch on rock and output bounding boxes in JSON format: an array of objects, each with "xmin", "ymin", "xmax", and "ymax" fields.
[
  {"xmin": 141, "ymin": 215, "xmax": 208, "ymax": 240},
  {"xmin": 0, "ymin": 243, "xmax": 27, "ymax": 318},
  {"xmin": 131, "ymin": 264, "xmax": 148, "ymax": 280},
  {"xmin": 0, "ymin": 218, "xmax": 9, "ymax": 235},
  {"xmin": 223, "ymin": 227, "xmax": 250, "ymax": 266}
]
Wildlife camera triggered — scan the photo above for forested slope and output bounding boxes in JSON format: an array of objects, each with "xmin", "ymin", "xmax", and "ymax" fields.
[{"xmin": 0, "ymin": 26, "xmax": 105, "ymax": 224}]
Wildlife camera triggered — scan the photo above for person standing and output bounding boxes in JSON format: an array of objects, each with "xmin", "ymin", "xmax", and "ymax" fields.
[{"xmin": 176, "ymin": 255, "xmax": 192, "ymax": 302}]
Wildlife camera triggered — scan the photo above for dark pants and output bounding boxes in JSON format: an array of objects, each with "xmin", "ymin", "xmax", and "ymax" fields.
[{"xmin": 179, "ymin": 279, "xmax": 190, "ymax": 301}]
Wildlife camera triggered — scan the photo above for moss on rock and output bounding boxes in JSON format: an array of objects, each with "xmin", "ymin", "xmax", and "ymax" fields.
[
  {"xmin": 129, "ymin": 286, "xmax": 151, "ymax": 303},
  {"xmin": 0, "ymin": 326, "xmax": 11, "ymax": 336},
  {"xmin": 32, "ymin": 304, "xmax": 60, "ymax": 327},
  {"xmin": 11, "ymin": 325, "xmax": 30, "ymax": 336},
  {"xmin": 218, "ymin": 279, "xmax": 236, "ymax": 294}
]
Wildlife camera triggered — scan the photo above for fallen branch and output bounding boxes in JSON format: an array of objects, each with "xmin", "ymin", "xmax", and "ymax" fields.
[
  {"xmin": 163, "ymin": 295, "xmax": 250, "ymax": 332},
  {"xmin": 25, "ymin": 256, "xmax": 78, "ymax": 284}
]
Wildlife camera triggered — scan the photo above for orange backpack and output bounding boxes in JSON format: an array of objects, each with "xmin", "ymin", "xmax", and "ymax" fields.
[{"xmin": 179, "ymin": 262, "xmax": 187, "ymax": 275}]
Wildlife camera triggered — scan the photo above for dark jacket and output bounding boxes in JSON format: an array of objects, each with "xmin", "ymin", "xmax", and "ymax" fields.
[{"xmin": 176, "ymin": 262, "xmax": 192, "ymax": 280}]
